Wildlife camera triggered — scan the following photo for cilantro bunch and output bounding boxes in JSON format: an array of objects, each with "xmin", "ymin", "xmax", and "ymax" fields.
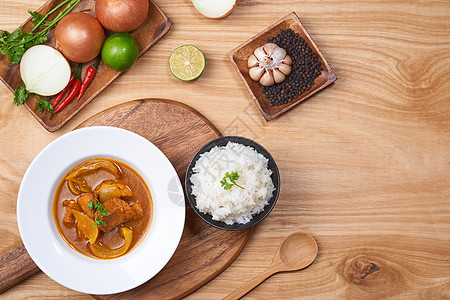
[{"xmin": 0, "ymin": 0, "xmax": 80, "ymax": 64}]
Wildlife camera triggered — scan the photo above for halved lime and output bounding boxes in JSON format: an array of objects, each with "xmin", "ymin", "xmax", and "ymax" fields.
[{"xmin": 169, "ymin": 45, "xmax": 205, "ymax": 81}]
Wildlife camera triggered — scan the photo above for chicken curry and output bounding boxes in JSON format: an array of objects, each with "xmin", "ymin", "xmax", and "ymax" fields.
[{"xmin": 53, "ymin": 158, "xmax": 152, "ymax": 259}]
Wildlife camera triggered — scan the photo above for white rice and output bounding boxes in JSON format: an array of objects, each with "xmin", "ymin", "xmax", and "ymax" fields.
[{"xmin": 190, "ymin": 142, "xmax": 274, "ymax": 225}]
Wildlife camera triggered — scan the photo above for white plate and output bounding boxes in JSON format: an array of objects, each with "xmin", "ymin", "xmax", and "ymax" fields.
[{"xmin": 17, "ymin": 126, "xmax": 185, "ymax": 295}]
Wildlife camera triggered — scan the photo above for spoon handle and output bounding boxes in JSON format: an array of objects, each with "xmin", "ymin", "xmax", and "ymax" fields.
[{"xmin": 223, "ymin": 264, "xmax": 280, "ymax": 300}]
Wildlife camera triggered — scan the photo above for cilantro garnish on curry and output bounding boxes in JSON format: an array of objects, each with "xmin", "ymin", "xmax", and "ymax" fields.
[{"xmin": 53, "ymin": 158, "xmax": 152, "ymax": 259}]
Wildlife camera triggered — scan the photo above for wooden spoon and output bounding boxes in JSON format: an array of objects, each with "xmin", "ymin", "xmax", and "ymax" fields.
[{"xmin": 223, "ymin": 232, "xmax": 318, "ymax": 300}]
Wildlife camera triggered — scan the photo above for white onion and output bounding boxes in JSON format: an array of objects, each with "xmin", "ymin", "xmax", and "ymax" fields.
[
  {"xmin": 191, "ymin": 0, "xmax": 237, "ymax": 19},
  {"xmin": 20, "ymin": 45, "xmax": 71, "ymax": 96}
]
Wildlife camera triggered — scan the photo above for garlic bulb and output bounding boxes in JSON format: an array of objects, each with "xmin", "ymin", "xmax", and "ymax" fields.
[{"xmin": 247, "ymin": 43, "xmax": 292, "ymax": 86}]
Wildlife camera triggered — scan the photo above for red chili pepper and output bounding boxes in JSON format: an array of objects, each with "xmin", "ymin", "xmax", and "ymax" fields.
[
  {"xmin": 52, "ymin": 64, "xmax": 80, "ymax": 107},
  {"xmin": 54, "ymin": 66, "xmax": 82, "ymax": 114},
  {"xmin": 77, "ymin": 57, "xmax": 101, "ymax": 102}
]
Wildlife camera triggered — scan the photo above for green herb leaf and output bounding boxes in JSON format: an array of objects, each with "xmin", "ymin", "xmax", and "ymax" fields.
[
  {"xmin": 220, "ymin": 177, "xmax": 233, "ymax": 190},
  {"xmin": 36, "ymin": 96, "xmax": 53, "ymax": 113},
  {"xmin": 87, "ymin": 200, "xmax": 95, "ymax": 210},
  {"xmin": 220, "ymin": 171, "xmax": 245, "ymax": 190},
  {"xmin": 94, "ymin": 217, "xmax": 106, "ymax": 227},
  {"xmin": 1, "ymin": 27, "xmax": 29, "ymax": 64},
  {"xmin": 88, "ymin": 200, "xmax": 109, "ymax": 226},
  {"xmin": 13, "ymin": 83, "xmax": 33, "ymax": 106},
  {"xmin": 100, "ymin": 206, "xmax": 108, "ymax": 216},
  {"xmin": 28, "ymin": 11, "xmax": 44, "ymax": 27}
]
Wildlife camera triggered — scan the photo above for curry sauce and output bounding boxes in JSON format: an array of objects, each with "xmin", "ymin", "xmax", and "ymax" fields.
[{"xmin": 53, "ymin": 158, "xmax": 152, "ymax": 259}]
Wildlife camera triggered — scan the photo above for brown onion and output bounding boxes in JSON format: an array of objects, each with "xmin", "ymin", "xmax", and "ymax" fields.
[
  {"xmin": 95, "ymin": 0, "xmax": 149, "ymax": 32},
  {"xmin": 55, "ymin": 12, "xmax": 105, "ymax": 63}
]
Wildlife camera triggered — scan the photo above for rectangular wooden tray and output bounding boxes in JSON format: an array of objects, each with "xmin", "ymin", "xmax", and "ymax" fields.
[
  {"xmin": 0, "ymin": 0, "xmax": 170, "ymax": 132},
  {"xmin": 227, "ymin": 12, "xmax": 337, "ymax": 121}
]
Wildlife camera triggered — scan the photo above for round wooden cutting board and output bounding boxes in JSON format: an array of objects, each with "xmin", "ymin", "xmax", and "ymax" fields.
[{"xmin": 77, "ymin": 98, "xmax": 253, "ymax": 299}]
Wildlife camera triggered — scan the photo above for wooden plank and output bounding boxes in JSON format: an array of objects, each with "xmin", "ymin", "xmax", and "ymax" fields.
[{"xmin": 0, "ymin": 0, "xmax": 449, "ymax": 298}]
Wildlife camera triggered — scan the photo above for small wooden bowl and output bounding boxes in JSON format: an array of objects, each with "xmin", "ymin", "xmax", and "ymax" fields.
[{"xmin": 227, "ymin": 12, "xmax": 337, "ymax": 121}]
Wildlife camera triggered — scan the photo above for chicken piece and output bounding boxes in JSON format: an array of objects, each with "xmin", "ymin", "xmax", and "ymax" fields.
[
  {"xmin": 76, "ymin": 193, "xmax": 97, "ymax": 219},
  {"xmin": 98, "ymin": 198, "xmax": 136, "ymax": 233},
  {"xmin": 93, "ymin": 180, "xmax": 133, "ymax": 203},
  {"xmin": 62, "ymin": 200, "xmax": 82, "ymax": 226},
  {"xmin": 131, "ymin": 201, "xmax": 144, "ymax": 218}
]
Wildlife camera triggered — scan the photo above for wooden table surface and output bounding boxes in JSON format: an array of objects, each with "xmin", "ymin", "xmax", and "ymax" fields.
[{"xmin": 1, "ymin": 0, "xmax": 449, "ymax": 299}]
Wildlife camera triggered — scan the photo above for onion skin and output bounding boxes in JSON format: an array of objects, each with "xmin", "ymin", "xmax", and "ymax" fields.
[
  {"xmin": 55, "ymin": 12, "xmax": 105, "ymax": 63},
  {"xmin": 96, "ymin": 0, "xmax": 149, "ymax": 32}
]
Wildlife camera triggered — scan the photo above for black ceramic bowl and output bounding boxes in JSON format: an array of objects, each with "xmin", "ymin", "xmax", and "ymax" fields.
[{"xmin": 185, "ymin": 136, "xmax": 280, "ymax": 230}]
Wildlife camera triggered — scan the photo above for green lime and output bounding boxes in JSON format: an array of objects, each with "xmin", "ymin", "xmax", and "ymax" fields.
[
  {"xmin": 169, "ymin": 45, "xmax": 205, "ymax": 81},
  {"xmin": 101, "ymin": 33, "xmax": 139, "ymax": 72}
]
